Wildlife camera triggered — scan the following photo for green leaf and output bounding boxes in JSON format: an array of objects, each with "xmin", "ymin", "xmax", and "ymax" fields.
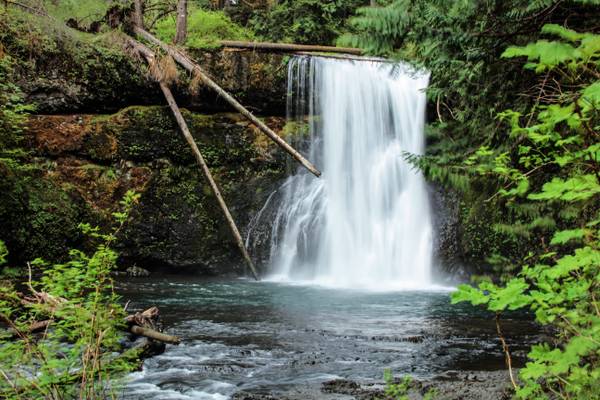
[
  {"xmin": 580, "ymin": 81, "xmax": 600, "ymax": 114},
  {"xmin": 488, "ymin": 278, "xmax": 530, "ymax": 311},
  {"xmin": 550, "ymin": 229, "xmax": 588, "ymax": 245},
  {"xmin": 451, "ymin": 284, "xmax": 489, "ymax": 306},
  {"xmin": 502, "ymin": 41, "xmax": 577, "ymax": 72},
  {"xmin": 542, "ymin": 24, "xmax": 585, "ymax": 43},
  {"xmin": 528, "ymin": 175, "xmax": 600, "ymax": 202}
]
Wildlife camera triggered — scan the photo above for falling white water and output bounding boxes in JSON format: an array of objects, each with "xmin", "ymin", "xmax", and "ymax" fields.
[{"xmin": 267, "ymin": 56, "xmax": 433, "ymax": 290}]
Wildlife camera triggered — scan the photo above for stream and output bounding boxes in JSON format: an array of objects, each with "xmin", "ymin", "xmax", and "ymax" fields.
[{"xmin": 118, "ymin": 277, "xmax": 539, "ymax": 400}]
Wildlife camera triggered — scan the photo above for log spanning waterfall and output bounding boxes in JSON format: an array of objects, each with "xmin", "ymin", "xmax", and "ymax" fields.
[{"xmin": 266, "ymin": 56, "xmax": 433, "ymax": 290}]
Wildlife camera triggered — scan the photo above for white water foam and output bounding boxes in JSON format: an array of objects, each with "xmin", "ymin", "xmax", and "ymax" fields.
[{"xmin": 266, "ymin": 57, "xmax": 434, "ymax": 291}]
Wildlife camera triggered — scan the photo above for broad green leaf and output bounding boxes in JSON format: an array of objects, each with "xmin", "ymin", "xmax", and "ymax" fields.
[
  {"xmin": 488, "ymin": 278, "xmax": 530, "ymax": 311},
  {"xmin": 528, "ymin": 175, "xmax": 600, "ymax": 202},
  {"xmin": 450, "ymin": 284, "xmax": 489, "ymax": 305},
  {"xmin": 580, "ymin": 81, "xmax": 600, "ymax": 114},
  {"xmin": 541, "ymin": 24, "xmax": 585, "ymax": 43},
  {"xmin": 550, "ymin": 229, "xmax": 587, "ymax": 245}
]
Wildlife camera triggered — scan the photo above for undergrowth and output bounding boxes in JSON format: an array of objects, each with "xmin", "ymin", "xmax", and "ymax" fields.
[
  {"xmin": 155, "ymin": 8, "xmax": 254, "ymax": 49},
  {"xmin": 0, "ymin": 191, "xmax": 141, "ymax": 399}
]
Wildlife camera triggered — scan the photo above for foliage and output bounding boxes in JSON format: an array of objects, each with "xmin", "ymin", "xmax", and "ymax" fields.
[
  {"xmin": 0, "ymin": 45, "xmax": 33, "ymax": 159},
  {"xmin": 340, "ymin": 0, "xmax": 599, "ymax": 167},
  {"xmin": 249, "ymin": 0, "xmax": 369, "ymax": 45},
  {"xmin": 344, "ymin": 0, "xmax": 599, "ymax": 397},
  {"xmin": 155, "ymin": 8, "xmax": 254, "ymax": 49},
  {"xmin": 452, "ymin": 25, "xmax": 600, "ymax": 399},
  {"xmin": 0, "ymin": 241, "xmax": 7, "ymax": 266},
  {"xmin": 0, "ymin": 191, "xmax": 141, "ymax": 400},
  {"xmin": 383, "ymin": 370, "xmax": 412, "ymax": 400},
  {"xmin": 43, "ymin": 0, "xmax": 113, "ymax": 29}
]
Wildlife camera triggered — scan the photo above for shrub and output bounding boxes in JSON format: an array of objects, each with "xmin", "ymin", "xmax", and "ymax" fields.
[
  {"xmin": 0, "ymin": 191, "xmax": 141, "ymax": 400},
  {"xmin": 452, "ymin": 25, "xmax": 600, "ymax": 399}
]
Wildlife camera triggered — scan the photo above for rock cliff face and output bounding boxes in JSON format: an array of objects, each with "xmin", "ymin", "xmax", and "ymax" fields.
[
  {"xmin": 17, "ymin": 33, "xmax": 288, "ymax": 116},
  {"xmin": 21, "ymin": 106, "xmax": 288, "ymax": 275}
]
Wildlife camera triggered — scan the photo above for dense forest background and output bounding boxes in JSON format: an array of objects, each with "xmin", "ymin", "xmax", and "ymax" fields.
[{"xmin": 0, "ymin": 0, "xmax": 598, "ymax": 399}]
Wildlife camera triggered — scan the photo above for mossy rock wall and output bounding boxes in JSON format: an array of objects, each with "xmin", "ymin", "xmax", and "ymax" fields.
[
  {"xmin": 2, "ymin": 11, "xmax": 289, "ymax": 115},
  {"xmin": 430, "ymin": 183, "xmax": 532, "ymax": 281},
  {"xmin": 12, "ymin": 106, "xmax": 288, "ymax": 274}
]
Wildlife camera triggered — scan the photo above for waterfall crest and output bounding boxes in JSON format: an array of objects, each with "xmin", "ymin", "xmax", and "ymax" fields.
[{"xmin": 267, "ymin": 56, "xmax": 433, "ymax": 290}]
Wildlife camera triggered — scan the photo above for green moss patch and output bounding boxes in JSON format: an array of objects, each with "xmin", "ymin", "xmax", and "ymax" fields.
[{"xmin": 155, "ymin": 9, "xmax": 254, "ymax": 50}]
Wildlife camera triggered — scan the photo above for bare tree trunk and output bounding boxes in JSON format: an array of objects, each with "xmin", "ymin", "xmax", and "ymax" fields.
[
  {"xmin": 174, "ymin": 0, "xmax": 187, "ymax": 45},
  {"xmin": 370, "ymin": 0, "xmax": 376, "ymax": 6},
  {"xmin": 214, "ymin": 0, "xmax": 231, "ymax": 8},
  {"xmin": 133, "ymin": 0, "xmax": 144, "ymax": 27}
]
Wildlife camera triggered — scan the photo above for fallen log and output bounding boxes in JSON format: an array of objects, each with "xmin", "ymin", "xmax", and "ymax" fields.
[
  {"xmin": 293, "ymin": 51, "xmax": 392, "ymax": 63},
  {"xmin": 133, "ymin": 26, "xmax": 321, "ymax": 178},
  {"xmin": 127, "ymin": 37, "xmax": 260, "ymax": 280},
  {"xmin": 129, "ymin": 325, "xmax": 180, "ymax": 344},
  {"xmin": 126, "ymin": 306, "xmax": 181, "ymax": 345},
  {"xmin": 219, "ymin": 40, "xmax": 363, "ymax": 55}
]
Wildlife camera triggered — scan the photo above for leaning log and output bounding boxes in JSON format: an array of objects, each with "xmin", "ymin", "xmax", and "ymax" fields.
[
  {"xmin": 127, "ymin": 37, "xmax": 260, "ymax": 280},
  {"xmin": 219, "ymin": 40, "xmax": 363, "ymax": 55},
  {"xmin": 132, "ymin": 26, "xmax": 321, "ymax": 178},
  {"xmin": 158, "ymin": 80, "xmax": 260, "ymax": 280}
]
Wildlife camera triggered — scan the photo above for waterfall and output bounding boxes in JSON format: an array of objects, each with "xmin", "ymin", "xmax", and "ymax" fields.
[{"xmin": 267, "ymin": 56, "xmax": 433, "ymax": 290}]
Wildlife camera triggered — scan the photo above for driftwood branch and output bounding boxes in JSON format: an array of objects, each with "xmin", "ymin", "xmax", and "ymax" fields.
[
  {"xmin": 130, "ymin": 325, "xmax": 180, "ymax": 344},
  {"xmin": 133, "ymin": 26, "xmax": 321, "ymax": 178},
  {"xmin": 219, "ymin": 40, "xmax": 362, "ymax": 55},
  {"xmin": 293, "ymin": 51, "xmax": 390, "ymax": 63}
]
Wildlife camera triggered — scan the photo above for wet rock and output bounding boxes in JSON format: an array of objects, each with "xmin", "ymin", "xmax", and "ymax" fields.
[
  {"xmin": 125, "ymin": 266, "xmax": 150, "ymax": 277},
  {"xmin": 321, "ymin": 370, "xmax": 515, "ymax": 400},
  {"xmin": 429, "ymin": 183, "xmax": 466, "ymax": 281},
  {"xmin": 322, "ymin": 379, "xmax": 384, "ymax": 400},
  {"xmin": 322, "ymin": 379, "xmax": 360, "ymax": 392},
  {"xmin": 233, "ymin": 393, "xmax": 289, "ymax": 400},
  {"xmin": 9, "ymin": 27, "xmax": 288, "ymax": 115}
]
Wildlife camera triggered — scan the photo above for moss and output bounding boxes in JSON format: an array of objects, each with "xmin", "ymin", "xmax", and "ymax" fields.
[
  {"xmin": 84, "ymin": 106, "xmax": 266, "ymax": 169},
  {"xmin": 0, "ymin": 162, "xmax": 84, "ymax": 265},
  {"xmin": 44, "ymin": 0, "xmax": 112, "ymax": 29},
  {"xmin": 457, "ymin": 194, "xmax": 525, "ymax": 275},
  {"xmin": 155, "ymin": 8, "xmax": 254, "ymax": 50},
  {"xmin": 0, "ymin": 9, "xmax": 154, "ymax": 113}
]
